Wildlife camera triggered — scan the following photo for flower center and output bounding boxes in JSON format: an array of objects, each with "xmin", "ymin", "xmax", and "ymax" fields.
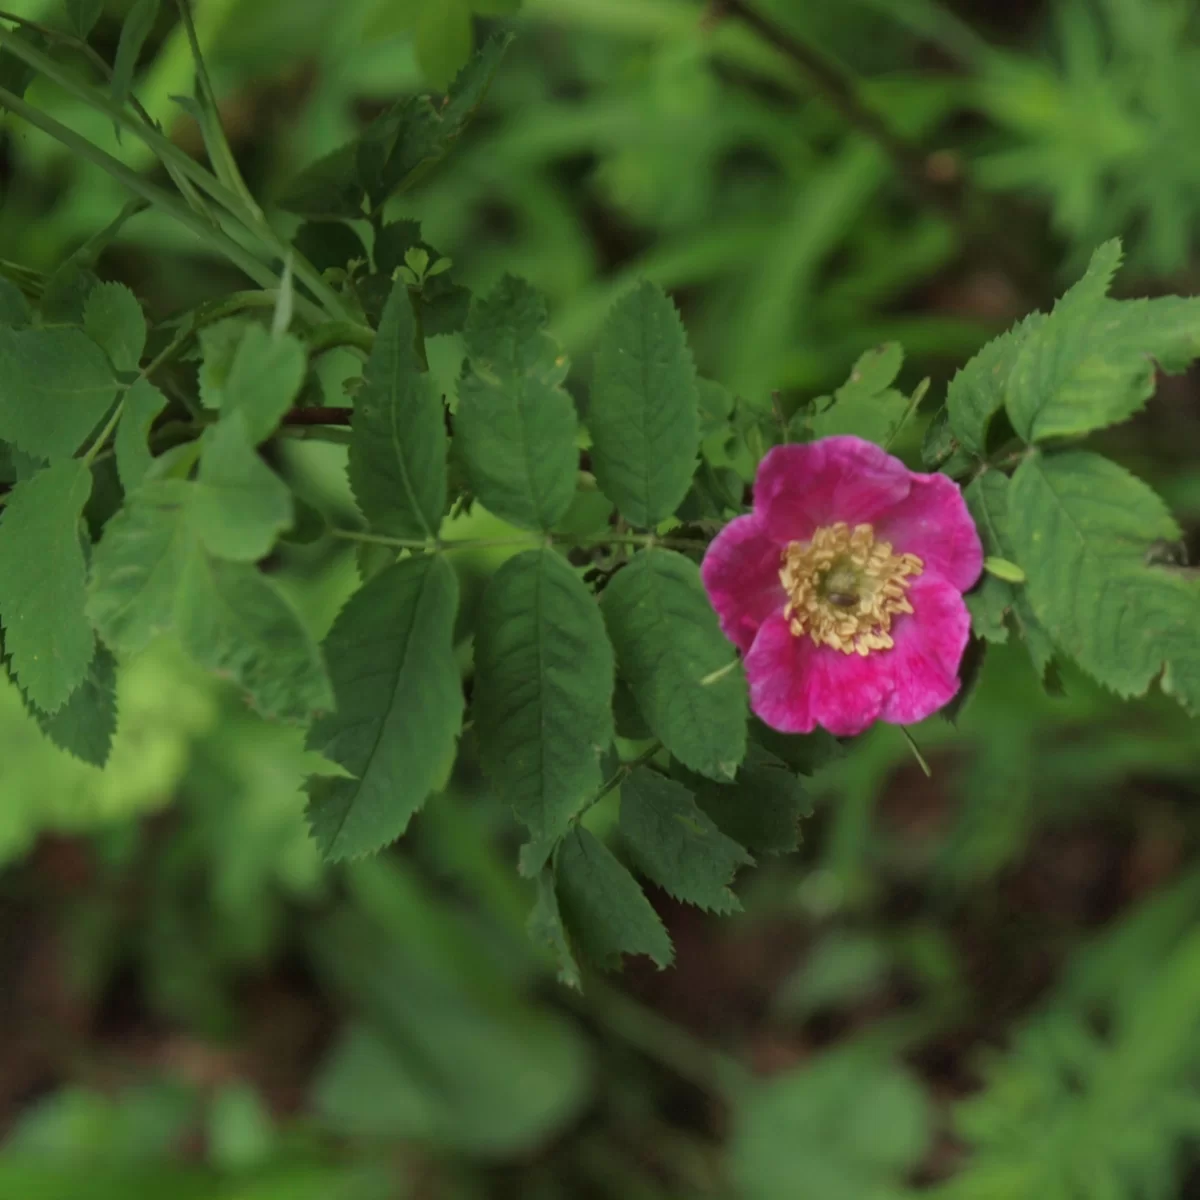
[{"xmin": 779, "ymin": 522, "xmax": 923, "ymax": 656}]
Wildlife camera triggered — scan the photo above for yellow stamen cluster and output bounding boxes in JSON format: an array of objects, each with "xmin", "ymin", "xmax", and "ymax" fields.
[{"xmin": 779, "ymin": 522, "xmax": 923, "ymax": 656}]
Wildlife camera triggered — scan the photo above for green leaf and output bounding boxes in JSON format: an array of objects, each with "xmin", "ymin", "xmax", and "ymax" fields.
[
  {"xmin": 589, "ymin": 282, "xmax": 700, "ymax": 527},
  {"xmin": 0, "ymin": 278, "xmax": 31, "ymax": 327},
  {"xmin": 32, "ymin": 645, "xmax": 117, "ymax": 767},
  {"xmin": 354, "ymin": 33, "xmax": 512, "ymax": 208},
  {"xmin": 65, "ymin": 0, "xmax": 105, "ymax": 38},
  {"xmin": 114, "ymin": 377, "xmax": 166, "ymax": 493},
  {"xmin": 348, "ymin": 279, "xmax": 446, "ymax": 540},
  {"xmin": 556, "ymin": 827, "xmax": 673, "ymax": 970},
  {"xmin": 457, "ymin": 277, "xmax": 578, "ymax": 531},
  {"xmin": 306, "ymin": 556, "xmax": 462, "ymax": 860},
  {"xmin": 416, "ymin": 0, "xmax": 472, "ymax": 90},
  {"xmin": 1008, "ymin": 450, "xmax": 1200, "ymax": 710},
  {"xmin": 963, "ymin": 471, "xmax": 1055, "ymax": 676},
  {"xmin": 601, "ymin": 549, "xmax": 747, "ymax": 780},
  {"xmin": 528, "ymin": 868, "xmax": 582, "ymax": 990},
  {"xmin": 278, "ymin": 143, "xmax": 365, "ymax": 219},
  {"xmin": 221, "ymin": 325, "xmax": 307, "ymax": 444},
  {"xmin": 697, "ymin": 377, "xmax": 735, "ymax": 438},
  {"xmin": 946, "ymin": 312, "xmax": 1046, "ymax": 455},
  {"xmin": 0, "ymin": 327, "xmax": 117, "ymax": 460},
  {"xmin": 197, "ymin": 318, "xmax": 246, "ymax": 408},
  {"xmin": 1007, "ymin": 240, "xmax": 1200, "ymax": 441},
  {"xmin": 619, "ymin": 767, "xmax": 752, "ymax": 913},
  {"xmin": 88, "ymin": 481, "xmax": 331, "ymax": 720},
  {"xmin": 731, "ymin": 1049, "xmax": 931, "ymax": 1200},
  {"xmin": 192, "ymin": 412, "xmax": 293, "ymax": 561},
  {"xmin": 293, "ymin": 221, "xmax": 368, "ymax": 273},
  {"xmin": 0, "ymin": 461, "xmax": 94, "ymax": 713},
  {"xmin": 110, "ymin": 0, "xmax": 159, "ymax": 127},
  {"xmin": 83, "ymin": 281, "xmax": 146, "ymax": 373},
  {"xmin": 692, "ymin": 744, "xmax": 811, "ymax": 855},
  {"xmin": 807, "ymin": 343, "xmax": 910, "ymax": 445},
  {"xmin": 983, "ymin": 555, "xmax": 1025, "ymax": 583},
  {"xmin": 474, "ymin": 548, "xmax": 613, "ymax": 852}
]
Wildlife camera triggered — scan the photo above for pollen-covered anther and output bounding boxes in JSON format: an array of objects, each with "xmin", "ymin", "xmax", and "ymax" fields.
[{"xmin": 779, "ymin": 521, "xmax": 923, "ymax": 656}]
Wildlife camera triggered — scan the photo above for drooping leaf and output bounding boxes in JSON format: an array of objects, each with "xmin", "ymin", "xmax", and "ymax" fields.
[
  {"xmin": 805, "ymin": 343, "xmax": 911, "ymax": 446},
  {"xmin": 528, "ymin": 868, "xmax": 582, "ymax": 990},
  {"xmin": 946, "ymin": 312, "xmax": 1046, "ymax": 455},
  {"xmin": 601, "ymin": 549, "xmax": 747, "ymax": 780},
  {"xmin": 588, "ymin": 282, "xmax": 700, "ymax": 527},
  {"xmin": 1007, "ymin": 240, "xmax": 1200, "ymax": 442},
  {"xmin": 192, "ymin": 412, "xmax": 293, "ymax": 561},
  {"xmin": 691, "ymin": 744, "xmax": 812, "ymax": 855},
  {"xmin": 83, "ymin": 281, "xmax": 146, "ymax": 373},
  {"xmin": 87, "ymin": 481, "xmax": 331, "ymax": 720},
  {"xmin": 220, "ymin": 325, "xmax": 307, "ymax": 444},
  {"xmin": 31, "ymin": 644, "xmax": 118, "ymax": 767},
  {"xmin": 348, "ymin": 279, "xmax": 446, "ymax": 540},
  {"xmin": 619, "ymin": 767, "xmax": 752, "ymax": 913},
  {"xmin": 1008, "ymin": 450, "xmax": 1200, "ymax": 710},
  {"xmin": 555, "ymin": 827, "xmax": 673, "ymax": 971},
  {"xmin": 306, "ymin": 556, "xmax": 462, "ymax": 860},
  {"xmin": 474, "ymin": 548, "xmax": 614, "ymax": 854},
  {"xmin": 110, "ymin": 0, "xmax": 160, "ymax": 129},
  {"xmin": 65, "ymin": 0, "xmax": 105, "ymax": 38},
  {"xmin": 114, "ymin": 377, "xmax": 167, "ymax": 493},
  {"xmin": 456, "ymin": 276, "xmax": 578, "ymax": 531},
  {"xmin": 0, "ymin": 461, "xmax": 94, "ymax": 713},
  {"xmin": 0, "ymin": 328, "xmax": 117, "ymax": 460},
  {"xmin": 964, "ymin": 472, "xmax": 1056, "ymax": 677}
]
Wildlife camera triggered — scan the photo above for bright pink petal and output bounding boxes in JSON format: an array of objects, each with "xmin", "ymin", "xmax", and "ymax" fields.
[
  {"xmin": 880, "ymin": 573, "xmax": 971, "ymax": 725},
  {"xmin": 744, "ymin": 612, "xmax": 891, "ymax": 737},
  {"xmin": 753, "ymin": 436, "xmax": 911, "ymax": 545},
  {"xmin": 874, "ymin": 472, "xmax": 983, "ymax": 592},
  {"xmin": 700, "ymin": 513, "xmax": 785, "ymax": 653}
]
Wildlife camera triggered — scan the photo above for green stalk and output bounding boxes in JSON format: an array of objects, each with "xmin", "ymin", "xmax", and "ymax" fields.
[{"xmin": 0, "ymin": 31, "xmax": 355, "ymax": 325}]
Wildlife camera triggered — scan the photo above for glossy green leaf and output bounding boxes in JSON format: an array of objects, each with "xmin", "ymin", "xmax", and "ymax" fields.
[
  {"xmin": 87, "ymin": 481, "xmax": 331, "ymax": 720},
  {"xmin": 1008, "ymin": 450, "xmax": 1200, "ymax": 711},
  {"xmin": 193, "ymin": 412, "xmax": 293, "ymax": 561},
  {"xmin": 457, "ymin": 276, "xmax": 578, "ymax": 531},
  {"xmin": 114, "ymin": 377, "xmax": 167, "ymax": 493},
  {"xmin": 691, "ymin": 744, "xmax": 811, "ymax": 855},
  {"xmin": 474, "ymin": 548, "xmax": 614, "ymax": 852},
  {"xmin": 1007, "ymin": 240, "xmax": 1200, "ymax": 442},
  {"xmin": 348, "ymin": 279, "xmax": 446, "ymax": 540},
  {"xmin": 83, "ymin": 281, "xmax": 146, "ymax": 373},
  {"xmin": 306, "ymin": 556, "xmax": 462, "ymax": 860},
  {"xmin": 0, "ymin": 461, "xmax": 94, "ymax": 712},
  {"xmin": 589, "ymin": 282, "xmax": 700, "ymax": 527},
  {"xmin": 601, "ymin": 549, "xmax": 747, "ymax": 780},
  {"xmin": 556, "ymin": 827, "xmax": 673, "ymax": 970},
  {"xmin": 0, "ymin": 327, "xmax": 117, "ymax": 460},
  {"xmin": 619, "ymin": 767, "xmax": 752, "ymax": 913}
]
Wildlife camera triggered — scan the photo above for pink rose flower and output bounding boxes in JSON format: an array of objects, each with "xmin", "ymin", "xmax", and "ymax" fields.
[{"xmin": 701, "ymin": 436, "xmax": 983, "ymax": 737}]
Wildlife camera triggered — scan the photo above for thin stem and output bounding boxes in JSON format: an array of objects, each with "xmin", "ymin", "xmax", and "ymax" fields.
[
  {"xmin": 712, "ymin": 0, "xmax": 966, "ymax": 231},
  {"xmin": 899, "ymin": 726, "xmax": 933, "ymax": 778},
  {"xmin": 0, "ymin": 84, "xmax": 296, "ymax": 307},
  {"xmin": 330, "ymin": 527, "xmax": 712, "ymax": 554},
  {"xmin": 0, "ymin": 31, "xmax": 352, "ymax": 324},
  {"xmin": 81, "ymin": 397, "xmax": 126, "ymax": 467}
]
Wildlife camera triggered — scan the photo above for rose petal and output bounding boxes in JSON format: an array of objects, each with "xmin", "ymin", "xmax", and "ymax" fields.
[
  {"xmin": 744, "ymin": 612, "xmax": 891, "ymax": 736},
  {"xmin": 700, "ymin": 513, "xmax": 786, "ymax": 653},
  {"xmin": 880, "ymin": 572, "xmax": 971, "ymax": 724},
  {"xmin": 875, "ymin": 472, "xmax": 983, "ymax": 592},
  {"xmin": 753, "ymin": 436, "xmax": 911, "ymax": 546}
]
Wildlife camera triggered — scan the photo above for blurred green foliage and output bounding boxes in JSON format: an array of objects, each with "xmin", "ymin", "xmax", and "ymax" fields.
[{"xmin": 1, "ymin": 0, "xmax": 1200, "ymax": 1197}]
